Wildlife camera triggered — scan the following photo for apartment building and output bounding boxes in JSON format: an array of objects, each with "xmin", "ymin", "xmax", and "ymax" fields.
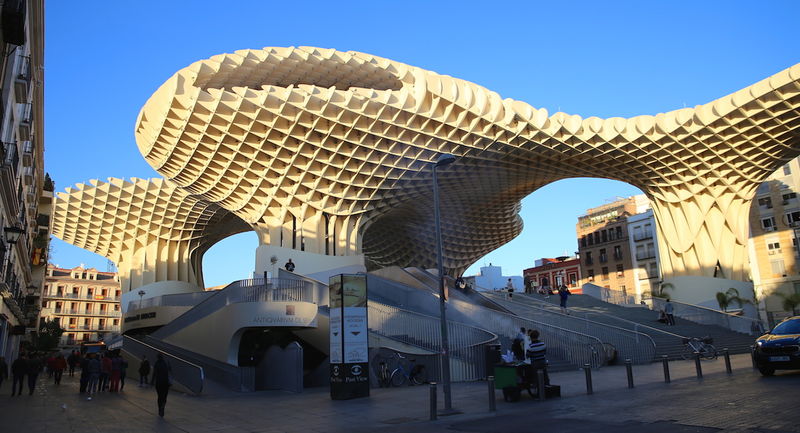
[
  {"xmin": 627, "ymin": 210, "xmax": 661, "ymax": 302},
  {"xmin": 576, "ymin": 195, "xmax": 649, "ymax": 302},
  {"xmin": 748, "ymin": 158, "xmax": 800, "ymax": 326},
  {"xmin": 523, "ymin": 257, "xmax": 581, "ymax": 294},
  {"xmin": 0, "ymin": 0, "xmax": 49, "ymax": 361},
  {"xmin": 40, "ymin": 265, "xmax": 122, "ymax": 347}
]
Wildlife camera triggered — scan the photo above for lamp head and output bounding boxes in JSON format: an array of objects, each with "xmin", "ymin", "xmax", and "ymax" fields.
[
  {"xmin": 435, "ymin": 153, "xmax": 456, "ymax": 167},
  {"xmin": 3, "ymin": 226, "xmax": 25, "ymax": 244}
]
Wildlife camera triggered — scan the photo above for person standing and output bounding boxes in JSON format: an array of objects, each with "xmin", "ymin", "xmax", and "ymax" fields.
[
  {"xmin": 119, "ymin": 355, "xmax": 129, "ymax": 391},
  {"xmin": 67, "ymin": 351, "xmax": 78, "ymax": 376},
  {"xmin": 53, "ymin": 354, "xmax": 67, "ymax": 385},
  {"xmin": 10, "ymin": 354, "xmax": 26, "ymax": 396},
  {"xmin": 26, "ymin": 355, "xmax": 42, "ymax": 396},
  {"xmin": 0, "ymin": 357, "xmax": 8, "ymax": 390},
  {"xmin": 664, "ymin": 299, "xmax": 675, "ymax": 326},
  {"xmin": 506, "ymin": 278, "xmax": 514, "ymax": 300},
  {"xmin": 138, "ymin": 356, "xmax": 150, "ymax": 386},
  {"xmin": 558, "ymin": 285, "xmax": 571, "ymax": 315},
  {"xmin": 284, "ymin": 258, "xmax": 296, "ymax": 272},
  {"xmin": 152, "ymin": 354, "xmax": 171, "ymax": 417}
]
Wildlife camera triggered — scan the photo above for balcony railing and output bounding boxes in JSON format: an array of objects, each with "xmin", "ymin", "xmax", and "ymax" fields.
[
  {"xmin": 53, "ymin": 308, "xmax": 121, "ymax": 317},
  {"xmin": 636, "ymin": 252, "xmax": 656, "ymax": 260},
  {"xmin": 633, "ymin": 232, "xmax": 654, "ymax": 241},
  {"xmin": 47, "ymin": 292, "xmax": 119, "ymax": 301}
]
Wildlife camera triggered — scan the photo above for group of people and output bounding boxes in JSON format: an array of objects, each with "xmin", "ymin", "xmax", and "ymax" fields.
[
  {"xmin": 510, "ymin": 327, "xmax": 550, "ymax": 386},
  {"xmin": 0, "ymin": 349, "xmax": 172, "ymax": 418},
  {"xmin": 78, "ymin": 351, "xmax": 129, "ymax": 399}
]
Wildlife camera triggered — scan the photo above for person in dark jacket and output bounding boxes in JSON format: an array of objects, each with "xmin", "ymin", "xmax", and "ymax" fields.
[
  {"xmin": 0, "ymin": 356, "xmax": 8, "ymax": 390},
  {"xmin": 26, "ymin": 355, "xmax": 42, "ymax": 395},
  {"xmin": 152, "ymin": 354, "xmax": 171, "ymax": 417},
  {"xmin": 10, "ymin": 354, "xmax": 26, "ymax": 396},
  {"xmin": 138, "ymin": 356, "xmax": 150, "ymax": 386},
  {"xmin": 67, "ymin": 351, "xmax": 78, "ymax": 376},
  {"xmin": 53, "ymin": 354, "xmax": 67, "ymax": 385}
]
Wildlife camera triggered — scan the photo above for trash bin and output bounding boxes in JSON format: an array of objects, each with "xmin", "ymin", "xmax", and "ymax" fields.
[{"xmin": 485, "ymin": 344, "xmax": 502, "ymax": 377}]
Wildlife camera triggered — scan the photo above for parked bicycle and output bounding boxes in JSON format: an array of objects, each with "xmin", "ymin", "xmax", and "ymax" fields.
[
  {"xmin": 377, "ymin": 352, "xmax": 427, "ymax": 386},
  {"xmin": 681, "ymin": 336, "xmax": 718, "ymax": 360}
]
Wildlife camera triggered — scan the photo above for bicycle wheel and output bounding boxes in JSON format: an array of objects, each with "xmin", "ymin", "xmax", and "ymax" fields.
[
  {"xmin": 390, "ymin": 369, "xmax": 407, "ymax": 387},
  {"xmin": 681, "ymin": 345, "xmax": 696, "ymax": 361},
  {"xmin": 410, "ymin": 366, "xmax": 427, "ymax": 385},
  {"xmin": 701, "ymin": 344, "xmax": 718, "ymax": 360}
]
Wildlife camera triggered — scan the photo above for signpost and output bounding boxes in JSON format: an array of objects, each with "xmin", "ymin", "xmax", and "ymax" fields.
[{"xmin": 329, "ymin": 274, "xmax": 369, "ymax": 400}]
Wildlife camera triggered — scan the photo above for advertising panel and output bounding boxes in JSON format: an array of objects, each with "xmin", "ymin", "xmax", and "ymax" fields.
[{"xmin": 329, "ymin": 274, "xmax": 369, "ymax": 400}]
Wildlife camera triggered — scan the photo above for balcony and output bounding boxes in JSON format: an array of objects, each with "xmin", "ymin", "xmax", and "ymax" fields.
[
  {"xmin": 13, "ymin": 55, "xmax": 31, "ymax": 102},
  {"xmin": 53, "ymin": 308, "xmax": 121, "ymax": 317},
  {"xmin": 633, "ymin": 232, "xmax": 653, "ymax": 241},
  {"xmin": 46, "ymin": 292, "xmax": 119, "ymax": 302},
  {"xmin": 17, "ymin": 103, "xmax": 32, "ymax": 139},
  {"xmin": 636, "ymin": 252, "xmax": 656, "ymax": 260},
  {"xmin": 21, "ymin": 141, "xmax": 32, "ymax": 166}
]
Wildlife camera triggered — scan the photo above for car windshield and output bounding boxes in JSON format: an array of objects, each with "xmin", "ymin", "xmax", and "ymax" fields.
[{"xmin": 772, "ymin": 319, "xmax": 800, "ymax": 335}]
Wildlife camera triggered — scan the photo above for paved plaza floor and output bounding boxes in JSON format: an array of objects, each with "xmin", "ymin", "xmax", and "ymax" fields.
[{"xmin": 1, "ymin": 354, "xmax": 798, "ymax": 433}]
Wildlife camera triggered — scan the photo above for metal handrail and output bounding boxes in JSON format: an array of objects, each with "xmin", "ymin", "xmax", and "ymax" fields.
[
  {"xmin": 484, "ymin": 292, "xmax": 657, "ymax": 364},
  {"xmin": 122, "ymin": 336, "xmax": 204, "ymax": 394},
  {"xmin": 449, "ymin": 296, "xmax": 607, "ymax": 368},
  {"xmin": 368, "ymin": 301, "xmax": 497, "ymax": 382},
  {"xmin": 651, "ymin": 298, "xmax": 765, "ymax": 336},
  {"xmin": 149, "ymin": 278, "xmax": 316, "ymax": 339}
]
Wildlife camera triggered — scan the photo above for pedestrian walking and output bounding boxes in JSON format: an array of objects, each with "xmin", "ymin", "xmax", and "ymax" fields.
[
  {"xmin": 152, "ymin": 354, "xmax": 172, "ymax": 417},
  {"xmin": 85, "ymin": 353, "xmax": 101, "ymax": 400},
  {"xmin": 558, "ymin": 285, "xmax": 571, "ymax": 314},
  {"xmin": 138, "ymin": 355, "xmax": 150, "ymax": 386},
  {"xmin": 26, "ymin": 355, "xmax": 42, "ymax": 396},
  {"xmin": 109, "ymin": 354, "xmax": 122, "ymax": 392},
  {"xmin": 10, "ymin": 354, "xmax": 26, "ymax": 396},
  {"xmin": 53, "ymin": 354, "xmax": 67, "ymax": 385},
  {"xmin": 67, "ymin": 351, "xmax": 78, "ymax": 376},
  {"xmin": 665, "ymin": 298, "xmax": 675, "ymax": 326},
  {"xmin": 100, "ymin": 353, "xmax": 112, "ymax": 391},
  {"xmin": 120, "ymin": 355, "xmax": 129, "ymax": 391},
  {"xmin": 0, "ymin": 357, "xmax": 8, "ymax": 390}
]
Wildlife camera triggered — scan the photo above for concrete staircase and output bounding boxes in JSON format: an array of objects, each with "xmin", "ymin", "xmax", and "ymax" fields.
[{"xmin": 509, "ymin": 293, "xmax": 756, "ymax": 360}]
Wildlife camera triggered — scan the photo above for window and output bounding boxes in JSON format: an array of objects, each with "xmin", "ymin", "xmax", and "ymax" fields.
[
  {"xmin": 648, "ymin": 262, "xmax": 659, "ymax": 279},
  {"xmin": 767, "ymin": 241, "xmax": 781, "ymax": 254},
  {"xmin": 588, "ymin": 234, "xmax": 594, "ymax": 246},
  {"xmin": 601, "ymin": 230, "xmax": 608, "ymax": 243},
  {"xmin": 588, "ymin": 270, "xmax": 595, "ymax": 282},
  {"xmin": 616, "ymin": 264, "xmax": 624, "ymax": 277},
  {"xmin": 646, "ymin": 242, "xmax": 656, "ymax": 259},
  {"xmin": 581, "ymin": 236, "xmax": 587, "ymax": 247},
  {"xmin": 643, "ymin": 224, "xmax": 652, "ymax": 238},
  {"xmin": 787, "ymin": 211, "xmax": 800, "ymax": 227},
  {"xmin": 762, "ymin": 217, "xmax": 776, "ymax": 232},
  {"xmin": 633, "ymin": 225, "xmax": 643, "ymax": 240},
  {"xmin": 569, "ymin": 273, "xmax": 577, "ymax": 286},
  {"xmin": 783, "ymin": 164, "xmax": 792, "ymax": 176},
  {"xmin": 782, "ymin": 192, "xmax": 797, "ymax": 204},
  {"xmin": 613, "ymin": 245, "xmax": 622, "ymax": 260},
  {"xmin": 758, "ymin": 197, "xmax": 773, "ymax": 209},
  {"xmin": 770, "ymin": 259, "xmax": 786, "ymax": 276},
  {"xmin": 585, "ymin": 251, "xmax": 593, "ymax": 265},
  {"xmin": 599, "ymin": 248, "xmax": 607, "ymax": 263},
  {"xmin": 594, "ymin": 232, "xmax": 600, "ymax": 245},
  {"xmin": 608, "ymin": 229, "xmax": 616, "ymax": 241},
  {"xmin": 601, "ymin": 267, "xmax": 609, "ymax": 280},
  {"xmin": 615, "ymin": 226, "xmax": 623, "ymax": 239}
]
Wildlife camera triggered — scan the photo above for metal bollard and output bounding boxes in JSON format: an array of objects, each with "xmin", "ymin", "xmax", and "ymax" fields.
[
  {"xmin": 694, "ymin": 352, "xmax": 703, "ymax": 379},
  {"xmin": 723, "ymin": 348, "xmax": 732, "ymax": 374},
  {"xmin": 487, "ymin": 376, "xmax": 496, "ymax": 412},
  {"xmin": 429, "ymin": 382, "xmax": 438, "ymax": 421},
  {"xmin": 583, "ymin": 363, "xmax": 593, "ymax": 395},
  {"xmin": 750, "ymin": 345, "xmax": 758, "ymax": 369},
  {"xmin": 662, "ymin": 355, "xmax": 670, "ymax": 383},
  {"xmin": 625, "ymin": 359, "xmax": 634, "ymax": 388},
  {"xmin": 537, "ymin": 370, "xmax": 546, "ymax": 401}
]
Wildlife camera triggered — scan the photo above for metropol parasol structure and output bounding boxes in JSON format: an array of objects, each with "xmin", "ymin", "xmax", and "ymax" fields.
[{"xmin": 52, "ymin": 47, "xmax": 800, "ymax": 304}]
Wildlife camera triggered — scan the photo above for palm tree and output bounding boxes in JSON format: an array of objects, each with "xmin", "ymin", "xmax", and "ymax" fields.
[
  {"xmin": 651, "ymin": 282, "xmax": 674, "ymax": 299},
  {"xmin": 715, "ymin": 287, "xmax": 752, "ymax": 312},
  {"xmin": 776, "ymin": 292, "xmax": 800, "ymax": 315}
]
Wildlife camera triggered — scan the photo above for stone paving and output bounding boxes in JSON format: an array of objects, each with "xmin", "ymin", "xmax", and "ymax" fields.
[{"xmin": 1, "ymin": 354, "xmax": 798, "ymax": 433}]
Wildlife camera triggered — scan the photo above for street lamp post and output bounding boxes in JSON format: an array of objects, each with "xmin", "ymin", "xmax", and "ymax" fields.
[
  {"xmin": 137, "ymin": 290, "xmax": 146, "ymax": 310},
  {"xmin": 433, "ymin": 153, "xmax": 456, "ymax": 413}
]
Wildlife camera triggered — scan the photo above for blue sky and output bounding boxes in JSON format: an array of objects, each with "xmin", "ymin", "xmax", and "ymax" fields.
[{"xmin": 45, "ymin": 1, "xmax": 800, "ymax": 287}]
